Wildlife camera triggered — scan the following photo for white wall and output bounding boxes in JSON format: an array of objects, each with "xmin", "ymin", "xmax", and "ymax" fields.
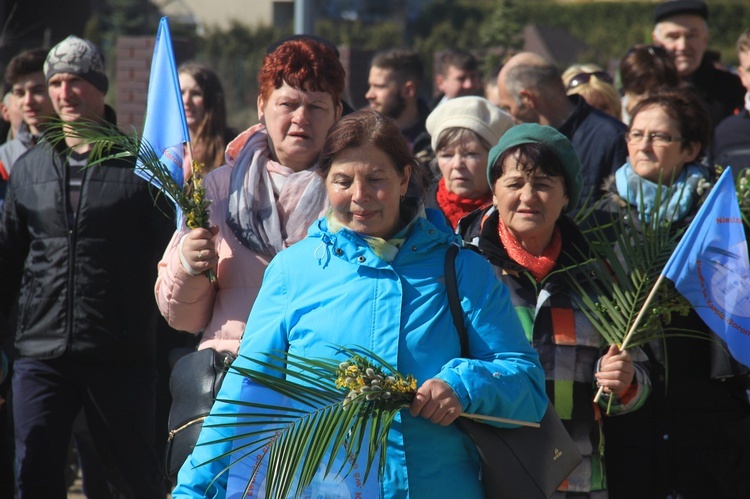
[{"xmin": 160, "ymin": 0, "xmax": 293, "ymax": 31}]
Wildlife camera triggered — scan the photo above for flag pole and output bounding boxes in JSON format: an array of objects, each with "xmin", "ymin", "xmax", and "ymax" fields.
[
  {"xmin": 593, "ymin": 273, "xmax": 667, "ymax": 403},
  {"xmin": 185, "ymin": 140, "xmax": 197, "ymax": 181}
]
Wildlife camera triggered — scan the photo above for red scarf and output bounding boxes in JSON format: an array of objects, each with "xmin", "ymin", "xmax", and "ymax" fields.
[
  {"xmin": 436, "ymin": 178, "xmax": 491, "ymax": 229},
  {"xmin": 497, "ymin": 217, "xmax": 562, "ymax": 281}
]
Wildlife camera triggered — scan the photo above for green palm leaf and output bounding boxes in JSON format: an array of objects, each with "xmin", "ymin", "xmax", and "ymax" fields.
[
  {"xmin": 568, "ymin": 182, "xmax": 696, "ymax": 350},
  {"xmin": 201, "ymin": 346, "xmax": 414, "ymax": 499},
  {"xmin": 43, "ymin": 118, "xmax": 216, "ymax": 281},
  {"xmin": 734, "ymin": 167, "xmax": 750, "ymax": 228},
  {"xmin": 44, "ymin": 119, "xmax": 182, "ymax": 209}
]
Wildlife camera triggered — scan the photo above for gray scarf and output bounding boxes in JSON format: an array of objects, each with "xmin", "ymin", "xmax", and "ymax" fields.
[{"xmin": 225, "ymin": 127, "xmax": 328, "ymax": 256}]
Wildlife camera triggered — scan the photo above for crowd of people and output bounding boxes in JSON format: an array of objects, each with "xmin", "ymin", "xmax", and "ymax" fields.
[{"xmin": 0, "ymin": 0, "xmax": 749, "ymax": 497}]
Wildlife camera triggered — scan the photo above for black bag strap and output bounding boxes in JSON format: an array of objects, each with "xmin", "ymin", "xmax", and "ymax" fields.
[{"xmin": 444, "ymin": 243, "xmax": 469, "ymax": 357}]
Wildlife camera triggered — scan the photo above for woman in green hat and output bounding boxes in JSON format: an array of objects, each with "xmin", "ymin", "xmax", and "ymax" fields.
[{"xmin": 459, "ymin": 122, "xmax": 651, "ymax": 498}]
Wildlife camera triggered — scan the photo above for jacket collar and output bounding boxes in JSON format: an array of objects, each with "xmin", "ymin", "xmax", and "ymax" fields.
[
  {"xmin": 557, "ymin": 94, "xmax": 591, "ymax": 140},
  {"xmin": 308, "ymin": 203, "xmax": 459, "ymax": 269},
  {"xmin": 462, "ymin": 204, "xmax": 592, "ymax": 279}
]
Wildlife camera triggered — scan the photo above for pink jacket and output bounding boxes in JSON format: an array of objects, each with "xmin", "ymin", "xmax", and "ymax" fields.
[{"xmin": 155, "ymin": 125, "xmax": 272, "ymax": 354}]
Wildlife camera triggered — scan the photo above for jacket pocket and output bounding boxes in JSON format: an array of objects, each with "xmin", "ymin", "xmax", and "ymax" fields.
[{"xmin": 18, "ymin": 271, "xmax": 39, "ymax": 332}]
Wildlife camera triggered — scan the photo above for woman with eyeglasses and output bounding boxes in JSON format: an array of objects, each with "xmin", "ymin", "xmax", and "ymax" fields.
[
  {"xmin": 618, "ymin": 44, "xmax": 680, "ymax": 124},
  {"xmin": 562, "ymin": 64, "xmax": 622, "ymax": 121},
  {"xmin": 591, "ymin": 88, "xmax": 750, "ymax": 498}
]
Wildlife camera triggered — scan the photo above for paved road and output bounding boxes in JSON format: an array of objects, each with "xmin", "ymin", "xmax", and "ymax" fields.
[
  {"xmin": 66, "ymin": 477, "xmax": 84, "ymax": 498},
  {"xmin": 67, "ymin": 476, "xmax": 172, "ymax": 498}
]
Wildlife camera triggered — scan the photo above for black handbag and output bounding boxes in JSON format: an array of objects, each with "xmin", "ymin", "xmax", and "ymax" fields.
[
  {"xmin": 444, "ymin": 244, "xmax": 582, "ymax": 499},
  {"xmin": 164, "ymin": 347, "xmax": 237, "ymax": 483}
]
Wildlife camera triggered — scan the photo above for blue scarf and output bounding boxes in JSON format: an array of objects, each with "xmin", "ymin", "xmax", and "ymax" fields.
[{"xmin": 615, "ymin": 161, "xmax": 710, "ymax": 223}]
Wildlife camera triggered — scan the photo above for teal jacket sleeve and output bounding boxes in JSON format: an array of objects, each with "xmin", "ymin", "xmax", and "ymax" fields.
[
  {"xmin": 435, "ymin": 250, "xmax": 548, "ymax": 425},
  {"xmin": 171, "ymin": 256, "xmax": 290, "ymax": 498}
]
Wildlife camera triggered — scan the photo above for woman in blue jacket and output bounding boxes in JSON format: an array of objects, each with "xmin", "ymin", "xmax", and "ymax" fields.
[{"xmin": 173, "ymin": 110, "xmax": 547, "ymax": 498}]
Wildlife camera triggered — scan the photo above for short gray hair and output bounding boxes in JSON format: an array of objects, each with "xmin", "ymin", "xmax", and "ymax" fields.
[
  {"xmin": 504, "ymin": 63, "xmax": 563, "ymax": 105},
  {"xmin": 654, "ymin": 18, "xmax": 708, "ymax": 39}
]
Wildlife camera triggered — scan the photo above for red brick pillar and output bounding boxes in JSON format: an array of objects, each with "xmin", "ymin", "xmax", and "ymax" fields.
[{"xmin": 115, "ymin": 36, "xmax": 154, "ymax": 133}]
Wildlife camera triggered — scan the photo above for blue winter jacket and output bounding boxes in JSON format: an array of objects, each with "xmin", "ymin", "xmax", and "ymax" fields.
[{"xmin": 173, "ymin": 210, "xmax": 547, "ymax": 499}]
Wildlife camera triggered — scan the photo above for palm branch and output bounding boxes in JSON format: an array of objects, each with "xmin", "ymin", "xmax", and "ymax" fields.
[
  {"xmin": 198, "ymin": 346, "xmax": 407, "ymax": 498},
  {"xmin": 199, "ymin": 345, "xmax": 537, "ymax": 498},
  {"xmin": 567, "ymin": 181, "xmax": 722, "ymax": 409},
  {"xmin": 733, "ymin": 167, "xmax": 750, "ymax": 228},
  {"xmin": 569, "ymin": 216, "xmax": 687, "ymax": 349},
  {"xmin": 44, "ymin": 119, "xmax": 215, "ymax": 281},
  {"xmin": 568, "ymin": 179, "xmax": 706, "ymax": 351}
]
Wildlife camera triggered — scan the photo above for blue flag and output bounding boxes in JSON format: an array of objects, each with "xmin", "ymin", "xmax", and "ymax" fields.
[
  {"xmin": 138, "ymin": 17, "xmax": 189, "ymax": 194},
  {"xmin": 661, "ymin": 167, "xmax": 750, "ymax": 367}
]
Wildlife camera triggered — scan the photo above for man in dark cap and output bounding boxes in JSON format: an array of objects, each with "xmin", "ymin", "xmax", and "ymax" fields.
[
  {"xmin": 0, "ymin": 35, "xmax": 172, "ymax": 497},
  {"xmin": 652, "ymin": 0, "xmax": 745, "ymax": 127}
]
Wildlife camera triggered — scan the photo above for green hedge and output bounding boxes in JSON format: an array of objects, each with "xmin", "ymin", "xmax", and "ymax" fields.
[
  {"xmin": 184, "ymin": 0, "xmax": 749, "ymax": 128},
  {"xmin": 519, "ymin": 1, "xmax": 750, "ymax": 67}
]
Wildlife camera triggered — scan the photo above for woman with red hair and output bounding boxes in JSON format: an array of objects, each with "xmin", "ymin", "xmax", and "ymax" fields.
[
  {"xmin": 156, "ymin": 38, "xmax": 344, "ymax": 365},
  {"xmin": 156, "ymin": 40, "xmax": 345, "ymax": 481}
]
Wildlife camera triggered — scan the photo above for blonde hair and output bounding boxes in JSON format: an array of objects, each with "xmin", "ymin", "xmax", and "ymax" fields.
[
  {"xmin": 562, "ymin": 64, "xmax": 622, "ymax": 120},
  {"xmin": 561, "ymin": 63, "xmax": 603, "ymax": 87}
]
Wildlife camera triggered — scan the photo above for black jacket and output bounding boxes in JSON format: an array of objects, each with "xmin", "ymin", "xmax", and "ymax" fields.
[
  {"xmin": 0, "ymin": 107, "xmax": 174, "ymax": 364},
  {"xmin": 559, "ymin": 95, "xmax": 628, "ymax": 212},
  {"xmin": 712, "ymin": 108, "xmax": 750, "ymax": 177},
  {"xmin": 591, "ymin": 174, "xmax": 750, "ymax": 498},
  {"xmin": 689, "ymin": 58, "xmax": 746, "ymax": 131}
]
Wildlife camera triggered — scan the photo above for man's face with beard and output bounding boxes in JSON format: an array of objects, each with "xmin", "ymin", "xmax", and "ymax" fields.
[{"xmin": 365, "ymin": 67, "xmax": 407, "ymax": 120}]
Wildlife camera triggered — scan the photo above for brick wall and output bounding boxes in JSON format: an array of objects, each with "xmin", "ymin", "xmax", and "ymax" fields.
[
  {"xmin": 115, "ymin": 36, "xmax": 154, "ymax": 133},
  {"xmin": 114, "ymin": 38, "xmax": 372, "ymax": 130}
]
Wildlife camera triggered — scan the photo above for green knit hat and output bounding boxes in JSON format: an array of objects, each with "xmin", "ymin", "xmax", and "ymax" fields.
[{"xmin": 486, "ymin": 123, "xmax": 582, "ymax": 211}]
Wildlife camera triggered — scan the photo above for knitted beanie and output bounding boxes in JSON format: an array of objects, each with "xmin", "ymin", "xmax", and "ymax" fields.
[
  {"xmin": 44, "ymin": 36, "xmax": 108, "ymax": 94},
  {"xmin": 426, "ymin": 96, "xmax": 515, "ymax": 151}
]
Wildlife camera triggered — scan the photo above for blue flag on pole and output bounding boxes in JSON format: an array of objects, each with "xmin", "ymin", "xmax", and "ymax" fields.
[
  {"xmin": 138, "ymin": 17, "xmax": 189, "ymax": 195},
  {"xmin": 661, "ymin": 167, "xmax": 750, "ymax": 367}
]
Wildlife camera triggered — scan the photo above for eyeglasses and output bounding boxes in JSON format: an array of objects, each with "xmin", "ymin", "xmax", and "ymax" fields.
[
  {"xmin": 566, "ymin": 71, "xmax": 614, "ymax": 90},
  {"xmin": 625, "ymin": 130, "xmax": 684, "ymax": 145}
]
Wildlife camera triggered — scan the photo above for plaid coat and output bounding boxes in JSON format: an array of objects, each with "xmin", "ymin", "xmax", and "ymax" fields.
[{"xmin": 460, "ymin": 205, "xmax": 650, "ymax": 495}]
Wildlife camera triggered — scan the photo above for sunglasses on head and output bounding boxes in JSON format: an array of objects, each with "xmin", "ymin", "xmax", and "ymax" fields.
[{"xmin": 566, "ymin": 71, "xmax": 614, "ymax": 90}]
